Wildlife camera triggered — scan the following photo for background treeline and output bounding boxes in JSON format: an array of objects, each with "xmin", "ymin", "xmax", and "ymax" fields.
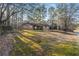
[{"xmin": 0, "ymin": 3, "xmax": 79, "ymax": 34}]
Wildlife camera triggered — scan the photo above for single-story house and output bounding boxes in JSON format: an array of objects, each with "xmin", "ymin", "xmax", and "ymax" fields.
[{"xmin": 22, "ymin": 22, "xmax": 50, "ymax": 31}]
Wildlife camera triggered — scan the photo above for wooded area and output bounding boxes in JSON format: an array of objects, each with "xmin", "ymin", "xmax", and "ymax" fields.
[{"xmin": 0, "ymin": 3, "xmax": 79, "ymax": 33}]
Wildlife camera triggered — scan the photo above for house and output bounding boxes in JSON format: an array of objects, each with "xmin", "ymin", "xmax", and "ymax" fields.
[{"xmin": 22, "ymin": 22, "xmax": 50, "ymax": 31}]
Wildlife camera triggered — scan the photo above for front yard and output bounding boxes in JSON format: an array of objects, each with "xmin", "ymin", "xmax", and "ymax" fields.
[{"xmin": 10, "ymin": 30, "xmax": 79, "ymax": 56}]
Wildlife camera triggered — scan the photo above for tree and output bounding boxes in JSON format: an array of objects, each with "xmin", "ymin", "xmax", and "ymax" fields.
[
  {"xmin": 48, "ymin": 3, "xmax": 79, "ymax": 31},
  {"xmin": 48, "ymin": 7, "xmax": 58, "ymax": 29},
  {"xmin": 0, "ymin": 3, "xmax": 33, "ymax": 34},
  {"xmin": 27, "ymin": 4, "xmax": 47, "ymax": 24}
]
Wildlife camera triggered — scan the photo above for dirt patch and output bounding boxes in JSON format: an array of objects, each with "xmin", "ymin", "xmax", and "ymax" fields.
[
  {"xmin": 0, "ymin": 34, "xmax": 14, "ymax": 56},
  {"xmin": 37, "ymin": 31, "xmax": 79, "ymax": 42}
]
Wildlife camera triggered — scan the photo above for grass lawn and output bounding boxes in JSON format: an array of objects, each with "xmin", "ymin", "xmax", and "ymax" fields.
[{"xmin": 10, "ymin": 29, "xmax": 79, "ymax": 56}]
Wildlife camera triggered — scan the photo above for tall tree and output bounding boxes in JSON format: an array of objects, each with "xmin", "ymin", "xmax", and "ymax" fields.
[
  {"xmin": 48, "ymin": 3, "xmax": 79, "ymax": 31},
  {"xmin": 27, "ymin": 4, "xmax": 47, "ymax": 24}
]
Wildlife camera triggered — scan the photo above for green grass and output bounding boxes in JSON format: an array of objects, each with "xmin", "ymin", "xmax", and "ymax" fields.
[
  {"xmin": 10, "ymin": 30, "xmax": 79, "ymax": 56},
  {"xmin": 10, "ymin": 36, "xmax": 39, "ymax": 56},
  {"xmin": 40, "ymin": 41, "xmax": 79, "ymax": 56}
]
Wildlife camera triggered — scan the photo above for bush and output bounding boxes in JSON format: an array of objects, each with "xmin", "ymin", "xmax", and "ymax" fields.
[{"xmin": 0, "ymin": 26, "xmax": 13, "ymax": 35}]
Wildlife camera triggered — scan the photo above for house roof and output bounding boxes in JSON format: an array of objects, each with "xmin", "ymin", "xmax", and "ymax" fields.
[{"xmin": 22, "ymin": 22, "xmax": 50, "ymax": 26}]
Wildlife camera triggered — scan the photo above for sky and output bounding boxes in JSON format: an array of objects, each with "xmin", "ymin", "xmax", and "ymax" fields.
[
  {"xmin": 23, "ymin": 3, "xmax": 79, "ymax": 22},
  {"xmin": 44, "ymin": 4, "xmax": 56, "ymax": 20},
  {"xmin": 23, "ymin": 3, "xmax": 56, "ymax": 21},
  {"xmin": 45, "ymin": 3, "xmax": 56, "ymax": 8}
]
